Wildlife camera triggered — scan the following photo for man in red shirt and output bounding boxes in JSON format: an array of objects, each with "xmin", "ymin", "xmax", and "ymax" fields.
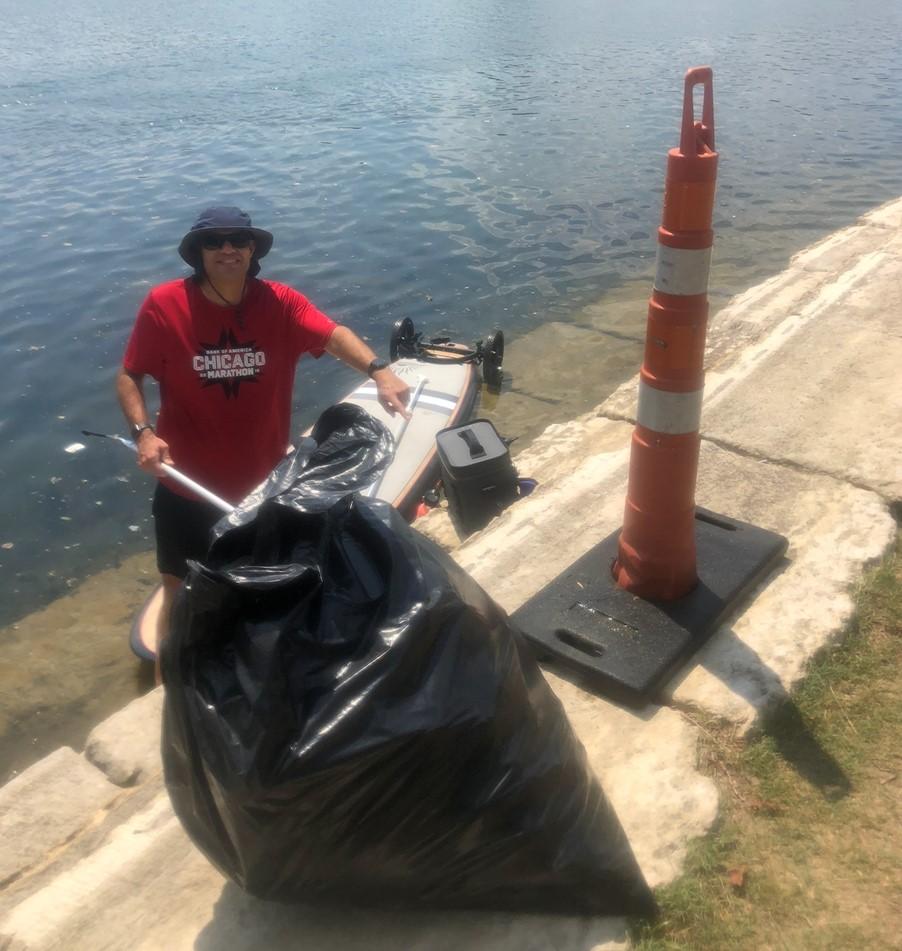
[{"xmin": 117, "ymin": 206, "xmax": 410, "ymax": 668}]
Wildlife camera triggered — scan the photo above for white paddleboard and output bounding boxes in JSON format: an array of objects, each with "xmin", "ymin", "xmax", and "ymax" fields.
[{"xmin": 339, "ymin": 349, "xmax": 479, "ymax": 518}]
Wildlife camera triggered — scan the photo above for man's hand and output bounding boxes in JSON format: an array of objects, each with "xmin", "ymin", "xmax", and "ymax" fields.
[
  {"xmin": 322, "ymin": 325, "xmax": 413, "ymax": 418},
  {"xmin": 373, "ymin": 368, "xmax": 412, "ymax": 419},
  {"xmin": 136, "ymin": 430, "xmax": 174, "ymax": 475}
]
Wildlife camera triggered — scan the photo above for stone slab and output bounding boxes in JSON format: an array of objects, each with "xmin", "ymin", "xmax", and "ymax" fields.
[
  {"xmin": 703, "ymin": 241, "xmax": 902, "ymax": 501},
  {"xmin": 546, "ymin": 679, "xmax": 718, "ymax": 889},
  {"xmin": 668, "ymin": 445, "xmax": 896, "ymax": 725},
  {"xmin": 790, "ymin": 222, "xmax": 884, "ymax": 274},
  {"xmin": 861, "ymin": 196, "xmax": 902, "ymax": 230},
  {"xmin": 84, "ymin": 687, "xmax": 164, "ymax": 787},
  {"xmin": 188, "ymin": 888, "xmax": 632, "ymax": 951},
  {"xmin": 0, "ymin": 785, "xmax": 634, "ymax": 951},
  {"xmin": 574, "ymin": 277, "xmax": 650, "ymax": 338},
  {"xmin": 702, "ymin": 265, "xmax": 832, "ymax": 371},
  {"xmin": 0, "ymin": 791, "xmax": 219, "ymax": 951},
  {"xmin": 0, "ymin": 747, "xmax": 119, "ymax": 886}
]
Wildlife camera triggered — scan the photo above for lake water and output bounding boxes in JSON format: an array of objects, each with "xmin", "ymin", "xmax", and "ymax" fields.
[{"xmin": 1, "ymin": 0, "xmax": 901, "ymax": 772}]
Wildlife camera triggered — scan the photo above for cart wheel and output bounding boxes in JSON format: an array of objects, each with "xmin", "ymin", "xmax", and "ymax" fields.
[
  {"xmin": 483, "ymin": 329, "xmax": 504, "ymax": 388},
  {"xmin": 390, "ymin": 318, "xmax": 416, "ymax": 361}
]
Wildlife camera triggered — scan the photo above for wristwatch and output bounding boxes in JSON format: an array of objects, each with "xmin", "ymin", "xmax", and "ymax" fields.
[
  {"xmin": 367, "ymin": 358, "xmax": 390, "ymax": 378},
  {"xmin": 132, "ymin": 422, "xmax": 155, "ymax": 440}
]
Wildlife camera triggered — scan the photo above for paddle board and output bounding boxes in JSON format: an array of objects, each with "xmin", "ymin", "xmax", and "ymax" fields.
[
  {"xmin": 340, "ymin": 347, "xmax": 479, "ymax": 518},
  {"xmin": 130, "ymin": 346, "xmax": 480, "ymax": 661}
]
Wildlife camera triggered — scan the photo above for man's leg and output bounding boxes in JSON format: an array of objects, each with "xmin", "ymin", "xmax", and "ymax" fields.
[
  {"xmin": 155, "ymin": 573, "xmax": 182, "ymax": 685},
  {"xmin": 151, "ymin": 481, "xmax": 224, "ymax": 684}
]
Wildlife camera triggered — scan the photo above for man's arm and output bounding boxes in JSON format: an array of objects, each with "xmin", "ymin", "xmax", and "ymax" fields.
[
  {"xmin": 115, "ymin": 368, "xmax": 173, "ymax": 474},
  {"xmin": 324, "ymin": 325, "xmax": 411, "ymax": 418}
]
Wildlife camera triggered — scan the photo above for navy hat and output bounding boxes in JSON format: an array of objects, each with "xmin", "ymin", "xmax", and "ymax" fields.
[{"xmin": 178, "ymin": 206, "xmax": 274, "ymax": 269}]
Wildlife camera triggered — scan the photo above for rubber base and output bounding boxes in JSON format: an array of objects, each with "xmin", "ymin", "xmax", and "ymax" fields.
[{"xmin": 511, "ymin": 508, "xmax": 788, "ymax": 708}]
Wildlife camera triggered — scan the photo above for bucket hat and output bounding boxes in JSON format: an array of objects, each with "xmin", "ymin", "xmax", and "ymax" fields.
[{"xmin": 178, "ymin": 206, "xmax": 274, "ymax": 269}]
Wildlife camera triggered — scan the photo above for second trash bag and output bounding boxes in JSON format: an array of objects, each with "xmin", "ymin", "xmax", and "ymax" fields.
[{"xmin": 160, "ymin": 403, "xmax": 655, "ymax": 916}]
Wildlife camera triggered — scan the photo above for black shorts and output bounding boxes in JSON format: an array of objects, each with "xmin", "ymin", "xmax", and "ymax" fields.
[{"xmin": 152, "ymin": 481, "xmax": 224, "ymax": 579}]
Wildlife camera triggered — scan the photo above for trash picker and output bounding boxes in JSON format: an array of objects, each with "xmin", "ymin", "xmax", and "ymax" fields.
[{"xmin": 77, "ymin": 430, "xmax": 234, "ymax": 513}]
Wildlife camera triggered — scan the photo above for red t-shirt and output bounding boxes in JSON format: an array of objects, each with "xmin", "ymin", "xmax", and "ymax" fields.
[{"xmin": 123, "ymin": 277, "xmax": 336, "ymax": 503}]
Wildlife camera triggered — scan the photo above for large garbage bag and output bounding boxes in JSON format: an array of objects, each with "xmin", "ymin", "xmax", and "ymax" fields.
[{"xmin": 161, "ymin": 403, "xmax": 655, "ymax": 916}]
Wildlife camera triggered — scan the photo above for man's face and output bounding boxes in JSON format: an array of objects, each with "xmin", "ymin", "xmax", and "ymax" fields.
[{"xmin": 199, "ymin": 231, "xmax": 256, "ymax": 283}]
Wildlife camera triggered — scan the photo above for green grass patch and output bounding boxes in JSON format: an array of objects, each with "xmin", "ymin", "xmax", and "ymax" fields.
[{"xmin": 631, "ymin": 532, "xmax": 902, "ymax": 951}]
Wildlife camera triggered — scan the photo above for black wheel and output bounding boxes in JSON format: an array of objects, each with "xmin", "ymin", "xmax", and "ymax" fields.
[
  {"xmin": 390, "ymin": 317, "xmax": 416, "ymax": 361},
  {"xmin": 483, "ymin": 329, "xmax": 504, "ymax": 388}
]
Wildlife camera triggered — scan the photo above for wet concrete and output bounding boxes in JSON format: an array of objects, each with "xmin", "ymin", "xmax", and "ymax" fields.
[{"xmin": 0, "ymin": 554, "xmax": 157, "ymax": 784}]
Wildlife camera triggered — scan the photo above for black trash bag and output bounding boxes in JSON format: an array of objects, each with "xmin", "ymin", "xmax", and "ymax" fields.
[{"xmin": 161, "ymin": 403, "xmax": 655, "ymax": 917}]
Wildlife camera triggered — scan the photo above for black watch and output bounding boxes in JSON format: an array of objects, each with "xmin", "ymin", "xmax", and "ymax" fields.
[
  {"xmin": 367, "ymin": 358, "xmax": 390, "ymax": 378},
  {"xmin": 132, "ymin": 422, "xmax": 155, "ymax": 440}
]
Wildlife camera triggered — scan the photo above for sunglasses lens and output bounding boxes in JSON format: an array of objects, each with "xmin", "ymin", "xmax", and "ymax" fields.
[{"xmin": 201, "ymin": 232, "xmax": 253, "ymax": 250}]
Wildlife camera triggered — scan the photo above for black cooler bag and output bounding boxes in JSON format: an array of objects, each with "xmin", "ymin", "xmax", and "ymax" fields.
[
  {"xmin": 160, "ymin": 403, "xmax": 654, "ymax": 916},
  {"xmin": 436, "ymin": 418, "xmax": 520, "ymax": 534}
]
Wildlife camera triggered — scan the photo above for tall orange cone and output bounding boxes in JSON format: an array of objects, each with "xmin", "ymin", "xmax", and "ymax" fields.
[
  {"xmin": 513, "ymin": 65, "xmax": 786, "ymax": 706},
  {"xmin": 613, "ymin": 67, "xmax": 718, "ymax": 600}
]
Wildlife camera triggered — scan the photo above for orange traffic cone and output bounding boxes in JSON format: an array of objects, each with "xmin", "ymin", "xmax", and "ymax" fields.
[{"xmin": 613, "ymin": 66, "xmax": 718, "ymax": 600}]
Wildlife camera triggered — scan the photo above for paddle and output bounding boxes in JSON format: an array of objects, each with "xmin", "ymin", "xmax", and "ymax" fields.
[
  {"xmin": 78, "ymin": 430, "xmax": 235, "ymax": 513},
  {"xmin": 363, "ymin": 375, "xmax": 429, "ymax": 499}
]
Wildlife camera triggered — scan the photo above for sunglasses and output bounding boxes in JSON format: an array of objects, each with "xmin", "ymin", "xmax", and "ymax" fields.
[{"xmin": 200, "ymin": 232, "xmax": 254, "ymax": 250}]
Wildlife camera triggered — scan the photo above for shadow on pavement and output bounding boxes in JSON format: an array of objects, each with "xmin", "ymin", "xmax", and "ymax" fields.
[{"xmin": 194, "ymin": 882, "xmax": 628, "ymax": 951}]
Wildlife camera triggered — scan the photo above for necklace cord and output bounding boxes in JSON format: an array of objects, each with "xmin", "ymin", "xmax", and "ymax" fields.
[{"xmin": 205, "ymin": 276, "xmax": 247, "ymax": 329}]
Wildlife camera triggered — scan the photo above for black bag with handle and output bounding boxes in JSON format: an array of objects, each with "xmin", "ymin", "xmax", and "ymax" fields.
[{"xmin": 436, "ymin": 418, "xmax": 520, "ymax": 534}]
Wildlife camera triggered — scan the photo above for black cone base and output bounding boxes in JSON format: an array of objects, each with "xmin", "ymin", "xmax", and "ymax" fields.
[{"xmin": 511, "ymin": 508, "xmax": 788, "ymax": 708}]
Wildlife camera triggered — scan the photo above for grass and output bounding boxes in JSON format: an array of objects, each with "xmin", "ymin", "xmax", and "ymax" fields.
[{"xmin": 630, "ymin": 531, "xmax": 902, "ymax": 951}]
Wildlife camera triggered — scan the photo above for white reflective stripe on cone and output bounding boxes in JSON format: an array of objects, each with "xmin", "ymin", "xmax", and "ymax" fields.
[
  {"xmin": 654, "ymin": 245, "xmax": 712, "ymax": 296},
  {"xmin": 636, "ymin": 380, "xmax": 704, "ymax": 434}
]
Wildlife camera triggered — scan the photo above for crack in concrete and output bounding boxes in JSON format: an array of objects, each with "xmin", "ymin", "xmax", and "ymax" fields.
[
  {"xmin": 506, "ymin": 387, "xmax": 563, "ymax": 405},
  {"xmin": 571, "ymin": 322, "xmax": 646, "ymax": 344},
  {"xmin": 598, "ymin": 408, "xmax": 896, "ymax": 504},
  {"xmin": 0, "ymin": 787, "xmax": 133, "ymax": 893},
  {"xmin": 698, "ymin": 433, "xmax": 896, "ymax": 503}
]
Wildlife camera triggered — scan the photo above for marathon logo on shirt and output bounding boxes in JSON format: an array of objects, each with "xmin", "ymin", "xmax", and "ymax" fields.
[{"xmin": 194, "ymin": 329, "xmax": 266, "ymax": 398}]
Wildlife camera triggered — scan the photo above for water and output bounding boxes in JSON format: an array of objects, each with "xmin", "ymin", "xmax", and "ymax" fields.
[{"xmin": 1, "ymin": 0, "xmax": 901, "ymax": 774}]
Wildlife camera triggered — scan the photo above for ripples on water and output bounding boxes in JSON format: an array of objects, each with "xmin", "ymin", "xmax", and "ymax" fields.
[{"xmin": 1, "ymin": 0, "xmax": 901, "ymax": 626}]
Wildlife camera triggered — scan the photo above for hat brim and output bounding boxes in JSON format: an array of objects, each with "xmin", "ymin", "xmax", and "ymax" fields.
[{"xmin": 178, "ymin": 226, "xmax": 273, "ymax": 267}]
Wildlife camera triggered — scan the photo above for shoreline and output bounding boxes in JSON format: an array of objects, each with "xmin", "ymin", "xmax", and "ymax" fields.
[
  {"xmin": 2, "ymin": 198, "xmax": 898, "ymax": 778},
  {"xmin": 1, "ymin": 195, "xmax": 900, "ymax": 949}
]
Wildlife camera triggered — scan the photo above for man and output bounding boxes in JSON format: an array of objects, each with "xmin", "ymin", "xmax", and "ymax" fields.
[{"xmin": 117, "ymin": 206, "xmax": 410, "ymax": 670}]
